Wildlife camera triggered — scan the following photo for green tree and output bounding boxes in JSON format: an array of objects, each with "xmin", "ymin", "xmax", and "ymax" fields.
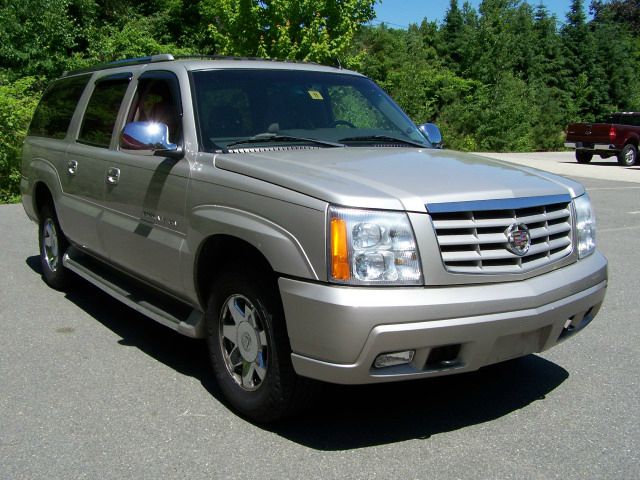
[
  {"xmin": 592, "ymin": 0, "xmax": 640, "ymax": 34},
  {"xmin": 562, "ymin": 0, "xmax": 608, "ymax": 120},
  {"xmin": 198, "ymin": 0, "xmax": 376, "ymax": 63},
  {"xmin": 0, "ymin": 75, "xmax": 40, "ymax": 202},
  {"xmin": 440, "ymin": 0, "xmax": 465, "ymax": 69},
  {"xmin": 471, "ymin": 0, "xmax": 536, "ymax": 83},
  {"xmin": 590, "ymin": 2, "xmax": 640, "ymax": 111},
  {"xmin": 0, "ymin": 0, "xmax": 93, "ymax": 79},
  {"xmin": 352, "ymin": 24, "xmax": 408, "ymax": 83}
]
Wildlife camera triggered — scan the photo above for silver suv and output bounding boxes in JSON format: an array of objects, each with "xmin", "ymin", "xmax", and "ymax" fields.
[{"xmin": 21, "ymin": 55, "xmax": 608, "ymax": 422}]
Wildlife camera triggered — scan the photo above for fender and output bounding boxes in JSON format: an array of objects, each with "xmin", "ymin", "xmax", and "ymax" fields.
[
  {"xmin": 622, "ymin": 132, "xmax": 640, "ymax": 147},
  {"xmin": 27, "ymin": 157, "xmax": 63, "ymax": 214},
  {"xmin": 188, "ymin": 204, "xmax": 320, "ymax": 282}
]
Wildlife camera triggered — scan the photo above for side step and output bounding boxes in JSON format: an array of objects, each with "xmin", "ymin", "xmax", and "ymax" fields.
[{"xmin": 62, "ymin": 247, "xmax": 205, "ymax": 338}]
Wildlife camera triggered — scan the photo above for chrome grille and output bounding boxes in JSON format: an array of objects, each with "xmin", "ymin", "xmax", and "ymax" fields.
[{"xmin": 429, "ymin": 196, "xmax": 573, "ymax": 274}]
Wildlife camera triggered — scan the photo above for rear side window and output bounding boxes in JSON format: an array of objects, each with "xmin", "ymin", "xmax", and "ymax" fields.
[
  {"xmin": 28, "ymin": 75, "xmax": 90, "ymax": 139},
  {"xmin": 601, "ymin": 114, "xmax": 640, "ymax": 126},
  {"xmin": 78, "ymin": 75, "xmax": 131, "ymax": 148},
  {"xmin": 621, "ymin": 115, "xmax": 640, "ymax": 127}
]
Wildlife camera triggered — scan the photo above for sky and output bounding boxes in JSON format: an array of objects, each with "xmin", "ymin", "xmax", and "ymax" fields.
[{"xmin": 373, "ymin": 0, "xmax": 580, "ymax": 28}]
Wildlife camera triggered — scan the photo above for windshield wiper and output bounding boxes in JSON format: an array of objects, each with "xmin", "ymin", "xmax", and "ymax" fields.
[
  {"xmin": 338, "ymin": 135, "xmax": 426, "ymax": 148},
  {"xmin": 224, "ymin": 133, "xmax": 344, "ymax": 152}
]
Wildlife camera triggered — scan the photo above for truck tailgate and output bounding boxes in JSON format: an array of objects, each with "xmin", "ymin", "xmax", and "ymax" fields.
[{"xmin": 566, "ymin": 123, "xmax": 611, "ymax": 144}]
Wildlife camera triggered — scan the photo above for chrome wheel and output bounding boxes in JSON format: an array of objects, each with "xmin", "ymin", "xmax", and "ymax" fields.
[
  {"xmin": 618, "ymin": 144, "xmax": 638, "ymax": 166},
  {"xmin": 625, "ymin": 148, "xmax": 635, "ymax": 164},
  {"xmin": 219, "ymin": 294, "xmax": 269, "ymax": 391},
  {"xmin": 42, "ymin": 218, "xmax": 60, "ymax": 272}
]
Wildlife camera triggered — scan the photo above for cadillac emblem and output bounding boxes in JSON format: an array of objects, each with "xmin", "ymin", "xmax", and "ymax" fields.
[{"xmin": 505, "ymin": 223, "xmax": 531, "ymax": 256}]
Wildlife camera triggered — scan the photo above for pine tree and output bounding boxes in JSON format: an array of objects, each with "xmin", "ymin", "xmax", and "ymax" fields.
[{"xmin": 561, "ymin": 0, "xmax": 607, "ymax": 120}]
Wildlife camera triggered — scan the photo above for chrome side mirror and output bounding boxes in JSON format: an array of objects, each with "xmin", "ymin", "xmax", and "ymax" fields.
[
  {"xmin": 120, "ymin": 121, "xmax": 183, "ymax": 158},
  {"xmin": 418, "ymin": 123, "xmax": 443, "ymax": 149}
]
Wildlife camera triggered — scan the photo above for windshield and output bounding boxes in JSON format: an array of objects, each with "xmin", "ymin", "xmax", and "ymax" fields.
[{"xmin": 191, "ymin": 69, "xmax": 430, "ymax": 152}]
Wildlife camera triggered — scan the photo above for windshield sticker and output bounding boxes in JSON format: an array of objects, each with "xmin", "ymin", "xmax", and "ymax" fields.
[{"xmin": 308, "ymin": 90, "xmax": 324, "ymax": 100}]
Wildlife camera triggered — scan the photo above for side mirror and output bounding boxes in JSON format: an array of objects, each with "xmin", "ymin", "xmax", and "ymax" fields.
[
  {"xmin": 418, "ymin": 123, "xmax": 443, "ymax": 149},
  {"xmin": 120, "ymin": 121, "xmax": 183, "ymax": 159}
]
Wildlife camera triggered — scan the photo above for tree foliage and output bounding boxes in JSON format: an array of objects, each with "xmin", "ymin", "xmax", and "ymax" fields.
[
  {"xmin": 199, "ymin": 0, "xmax": 375, "ymax": 63},
  {"xmin": 0, "ymin": 74, "xmax": 41, "ymax": 202}
]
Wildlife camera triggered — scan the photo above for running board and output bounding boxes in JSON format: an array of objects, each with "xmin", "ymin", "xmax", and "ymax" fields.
[{"xmin": 62, "ymin": 247, "xmax": 205, "ymax": 338}]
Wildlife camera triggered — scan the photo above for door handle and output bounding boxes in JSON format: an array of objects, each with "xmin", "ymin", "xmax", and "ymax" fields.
[
  {"xmin": 67, "ymin": 160, "xmax": 78, "ymax": 176},
  {"xmin": 106, "ymin": 167, "xmax": 120, "ymax": 185}
]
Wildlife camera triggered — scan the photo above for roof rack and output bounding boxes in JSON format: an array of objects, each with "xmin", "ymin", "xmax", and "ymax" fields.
[
  {"xmin": 62, "ymin": 54, "xmax": 174, "ymax": 77},
  {"xmin": 61, "ymin": 53, "xmax": 337, "ymax": 78},
  {"xmin": 171, "ymin": 54, "xmax": 324, "ymax": 67}
]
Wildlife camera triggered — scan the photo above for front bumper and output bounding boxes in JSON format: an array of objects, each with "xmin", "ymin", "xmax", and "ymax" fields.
[{"xmin": 279, "ymin": 251, "xmax": 607, "ymax": 384}]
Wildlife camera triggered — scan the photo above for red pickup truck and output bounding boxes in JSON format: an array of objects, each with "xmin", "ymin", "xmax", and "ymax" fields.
[{"xmin": 565, "ymin": 112, "xmax": 640, "ymax": 166}]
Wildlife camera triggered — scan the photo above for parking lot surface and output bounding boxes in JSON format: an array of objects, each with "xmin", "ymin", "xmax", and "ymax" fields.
[{"xmin": 1, "ymin": 153, "xmax": 638, "ymax": 479}]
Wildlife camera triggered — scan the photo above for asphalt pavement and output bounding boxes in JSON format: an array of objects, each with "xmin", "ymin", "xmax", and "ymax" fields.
[{"xmin": 1, "ymin": 153, "xmax": 638, "ymax": 479}]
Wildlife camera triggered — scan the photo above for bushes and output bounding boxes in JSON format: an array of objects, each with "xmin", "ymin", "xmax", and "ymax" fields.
[{"xmin": 0, "ymin": 75, "xmax": 41, "ymax": 203}]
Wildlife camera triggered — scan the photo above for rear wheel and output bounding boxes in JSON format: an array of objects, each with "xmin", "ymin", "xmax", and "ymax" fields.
[
  {"xmin": 38, "ymin": 203, "xmax": 70, "ymax": 290},
  {"xmin": 617, "ymin": 144, "xmax": 637, "ymax": 167},
  {"xmin": 575, "ymin": 150, "xmax": 593, "ymax": 164},
  {"xmin": 205, "ymin": 267, "xmax": 308, "ymax": 422}
]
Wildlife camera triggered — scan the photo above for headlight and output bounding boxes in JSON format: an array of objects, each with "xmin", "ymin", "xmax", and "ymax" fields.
[
  {"xmin": 328, "ymin": 206, "xmax": 423, "ymax": 285},
  {"xmin": 574, "ymin": 193, "xmax": 596, "ymax": 258}
]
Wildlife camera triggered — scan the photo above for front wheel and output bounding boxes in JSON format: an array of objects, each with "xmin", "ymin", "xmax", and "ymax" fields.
[
  {"xmin": 206, "ymin": 268, "xmax": 308, "ymax": 422},
  {"xmin": 617, "ymin": 144, "xmax": 637, "ymax": 167},
  {"xmin": 575, "ymin": 150, "xmax": 593, "ymax": 164},
  {"xmin": 38, "ymin": 203, "xmax": 70, "ymax": 290}
]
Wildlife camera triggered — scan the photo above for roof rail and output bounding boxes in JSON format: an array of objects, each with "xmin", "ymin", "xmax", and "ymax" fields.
[
  {"xmin": 171, "ymin": 54, "xmax": 323, "ymax": 67},
  {"xmin": 62, "ymin": 54, "xmax": 175, "ymax": 77}
]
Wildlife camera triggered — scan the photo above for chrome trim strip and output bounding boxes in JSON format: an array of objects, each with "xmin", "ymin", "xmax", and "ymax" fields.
[{"xmin": 426, "ymin": 194, "xmax": 572, "ymax": 214}]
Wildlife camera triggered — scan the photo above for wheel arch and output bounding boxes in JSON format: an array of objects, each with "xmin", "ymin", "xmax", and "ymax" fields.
[
  {"xmin": 623, "ymin": 134, "xmax": 639, "ymax": 148},
  {"xmin": 33, "ymin": 181, "xmax": 55, "ymax": 220},
  {"xmin": 190, "ymin": 205, "xmax": 320, "ymax": 308},
  {"xmin": 28, "ymin": 157, "xmax": 64, "ymax": 221},
  {"xmin": 194, "ymin": 234, "xmax": 278, "ymax": 309}
]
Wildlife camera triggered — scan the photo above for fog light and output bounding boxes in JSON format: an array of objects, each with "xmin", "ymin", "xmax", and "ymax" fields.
[{"xmin": 374, "ymin": 350, "xmax": 415, "ymax": 368}]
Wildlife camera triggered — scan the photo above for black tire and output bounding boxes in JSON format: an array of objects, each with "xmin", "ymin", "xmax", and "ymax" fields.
[
  {"xmin": 575, "ymin": 150, "xmax": 593, "ymax": 164},
  {"xmin": 38, "ymin": 203, "xmax": 70, "ymax": 290},
  {"xmin": 617, "ymin": 144, "xmax": 637, "ymax": 167},
  {"xmin": 205, "ymin": 267, "xmax": 309, "ymax": 423}
]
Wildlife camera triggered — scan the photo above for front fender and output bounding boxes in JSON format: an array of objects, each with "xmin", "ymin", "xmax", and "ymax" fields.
[{"xmin": 189, "ymin": 204, "xmax": 320, "ymax": 280}]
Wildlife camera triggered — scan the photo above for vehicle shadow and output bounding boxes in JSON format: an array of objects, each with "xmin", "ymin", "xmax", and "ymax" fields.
[
  {"xmin": 24, "ymin": 255, "xmax": 221, "ymax": 397},
  {"xmin": 270, "ymin": 354, "xmax": 567, "ymax": 450},
  {"xmin": 25, "ymin": 255, "xmax": 570, "ymax": 451}
]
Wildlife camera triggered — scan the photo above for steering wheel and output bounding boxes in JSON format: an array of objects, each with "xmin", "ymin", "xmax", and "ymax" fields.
[{"xmin": 329, "ymin": 119, "xmax": 356, "ymax": 128}]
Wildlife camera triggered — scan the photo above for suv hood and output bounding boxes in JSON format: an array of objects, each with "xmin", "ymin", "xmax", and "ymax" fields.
[{"xmin": 215, "ymin": 147, "xmax": 584, "ymax": 212}]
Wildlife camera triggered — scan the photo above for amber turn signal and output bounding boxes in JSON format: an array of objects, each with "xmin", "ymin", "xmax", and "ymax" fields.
[{"xmin": 330, "ymin": 218, "xmax": 350, "ymax": 280}]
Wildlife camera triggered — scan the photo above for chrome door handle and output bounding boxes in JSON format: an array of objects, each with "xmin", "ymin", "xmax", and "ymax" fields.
[
  {"xmin": 106, "ymin": 167, "xmax": 120, "ymax": 185},
  {"xmin": 67, "ymin": 160, "xmax": 78, "ymax": 176}
]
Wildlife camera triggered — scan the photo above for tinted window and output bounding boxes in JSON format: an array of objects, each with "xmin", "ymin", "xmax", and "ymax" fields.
[
  {"xmin": 620, "ymin": 115, "xmax": 640, "ymax": 126},
  {"xmin": 28, "ymin": 75, "xmax": 90, "ymax": 139},
  {"xmin": 126, "ymin": 71, "xmax": 183, "ymax": 144},
  {"xmin": 78, "ymin": 77, "xmax": 130, "ymax": 148},
  {"xmin": 599, "ymin": 114, "xmax": 640, "ymax": 126}
]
